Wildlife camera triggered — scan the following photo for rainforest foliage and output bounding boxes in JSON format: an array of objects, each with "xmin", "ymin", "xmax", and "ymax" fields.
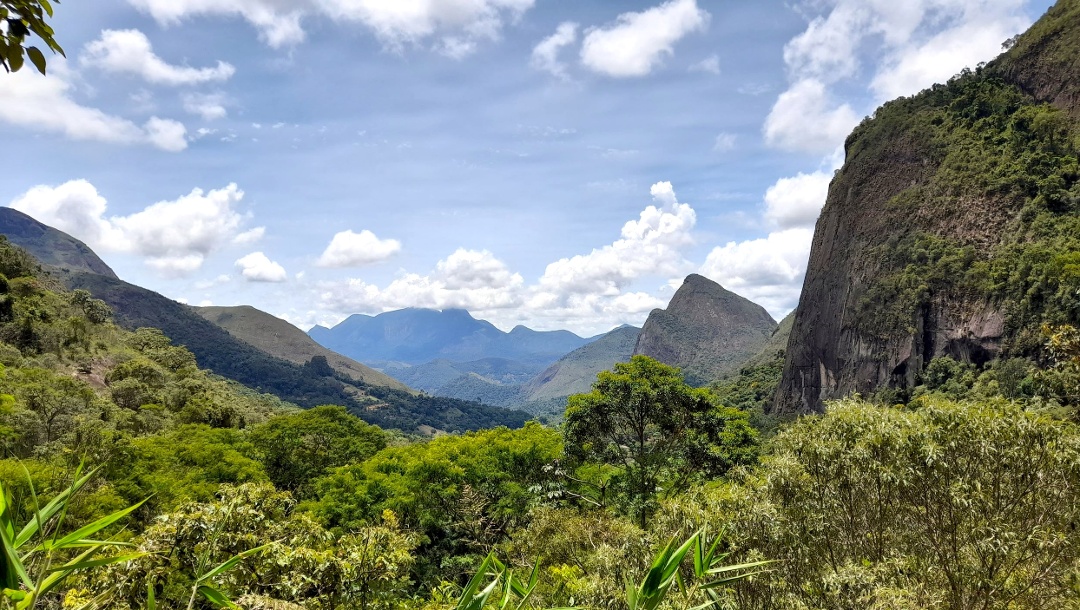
[
  {"xmin": 3, "ymin": 228, "xmax": 1080, "ymax": 610},
  {"xmin": 847, "ymin": 67, "xmax": 1080, "ymax": 347}
]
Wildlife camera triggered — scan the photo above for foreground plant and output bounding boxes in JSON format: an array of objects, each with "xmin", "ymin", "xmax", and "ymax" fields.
[
  {"xmin": 457, "ymin": 530, "xmax": 769, "ymax": 610},
  {"xmin": 0, "ymin": 464, "xmax": 143, "ymax": 609}
]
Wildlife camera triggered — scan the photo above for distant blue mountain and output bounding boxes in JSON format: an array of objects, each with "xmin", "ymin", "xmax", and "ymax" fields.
[{"xmin": 308, "ymin": 308, "xmax": 591, "ymax": 366}]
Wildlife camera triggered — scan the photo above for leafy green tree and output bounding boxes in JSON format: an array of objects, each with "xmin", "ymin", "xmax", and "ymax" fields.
[
  {"xmin": 88, "ymin": 483, "xmax": 418, "ymax": 610},
  {"xmin": 563, "ymin": 355, "xmax": 758, "ymax": 528},
  {"xmin": 248, "ymin": 404, "xmax": 387, "ymax": 496},
  {"xmin": 0, "ymin": 0, "xmax": 64, "ymax": 74},
  {"xmin": 307, "ymin": 423, "xmax": 561, "ymax": 587},
  {"xmin": 104, "ymin": 424, "xmax": 268, "ymax": 525},
  {"xmin": 665, "ymin": 396, "xmax": 1080, "ymax": 609}
]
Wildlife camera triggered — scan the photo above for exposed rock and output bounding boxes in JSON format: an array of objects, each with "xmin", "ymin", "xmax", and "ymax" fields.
[{"xmin": 634, "ymin": 274, "xmax": 776, "ymax": 386}]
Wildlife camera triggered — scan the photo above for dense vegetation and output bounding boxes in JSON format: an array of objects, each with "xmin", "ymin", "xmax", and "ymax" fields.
[
  {"xmin": 850, "ymin": 67, "xmax": 1080, "ymax": 347},
  {"xmin": 2, "ymin": 228, "xmax": 1080, "ymax": 610}
]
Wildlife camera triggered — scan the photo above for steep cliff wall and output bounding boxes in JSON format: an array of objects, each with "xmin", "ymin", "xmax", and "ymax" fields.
[{"xmin": 776, "ymin": 0, "xmax": 1080, "ymax": 413}]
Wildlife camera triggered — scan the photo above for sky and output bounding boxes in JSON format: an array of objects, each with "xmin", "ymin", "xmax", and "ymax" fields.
[{"xmin": 0, "ymin": 0, "xmax": 1055, "ymax": 336}]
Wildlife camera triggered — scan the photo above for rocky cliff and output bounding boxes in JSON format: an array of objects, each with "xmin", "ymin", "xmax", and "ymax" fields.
[
  {"xmin": 775, "ymin": 0, "xmax": 1080, "ymax": 413},
  {"xmin": 634, "ymin": 274, "xmax": 776, "ymax": 386}
]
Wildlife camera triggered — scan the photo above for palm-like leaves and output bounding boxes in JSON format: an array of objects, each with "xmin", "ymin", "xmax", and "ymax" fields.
[{"xmin": 0, "ymin": 463, "xmax": 146, "ymax": 609}]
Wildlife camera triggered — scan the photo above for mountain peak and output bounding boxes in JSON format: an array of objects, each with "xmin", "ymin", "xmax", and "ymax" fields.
[
  {"xmin": 0, "ymin": 207, "xmax": 118, "ymax": 279},
  {"xmin": 634, "ymin": 274, "xmax": 777, "ymax": 386}
]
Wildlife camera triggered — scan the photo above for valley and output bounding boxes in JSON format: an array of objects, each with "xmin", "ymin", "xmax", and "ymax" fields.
[{"xmin": 1, "ymin": 0, "xmax": 1079, "ymax": 609}]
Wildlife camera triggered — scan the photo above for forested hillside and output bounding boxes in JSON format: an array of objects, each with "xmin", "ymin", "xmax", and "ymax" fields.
[{"xmin": 777, "ymin": 0, "xmax": 1080, "ymax": 413}]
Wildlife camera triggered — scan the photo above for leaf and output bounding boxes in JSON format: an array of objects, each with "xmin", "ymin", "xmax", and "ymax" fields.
[
  {"xmin": 7, "ymin": 47, "xmax": 22, "ymax": 72},
  {"xmin": 147, "ymin": 581, "xmax": 156, "ymax": 610},
  {"xmin": 197, "ymin": 542, "xmax": 272, "ymax": 583},
  {"xmin": 16, "ymin": 466, "xmax": 97, "ymax": 548},
  {"xmin": 198, "ymin": 584, "xmax": 239, "ymax": 609},
  {"xmin": 25, "ymin": 47, "xmax": 44, "ymax": 75},
  {"xmin": 49, "ymin": 499, "xmax": 145, "ymax": 550}
]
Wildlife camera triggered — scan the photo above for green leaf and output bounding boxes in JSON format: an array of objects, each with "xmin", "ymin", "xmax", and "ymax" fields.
[
  {"xmin": 50, "ymin": 499, "xmax": 145, "ymax": 550},
  {"xmin": 198, "ymin": 584, "xmax": 239, "ymax": 609},
  {"xmin": 15, "ymin": 467, "xmax": 97, "ymax": 548},
  {"xmin": 147, "ymin": 581, "xmax": 156, "ymax": 610},
  {"xmin": 7, "ymin": 48, "xmax": 22, "ymax": 72},
  {"xmin": 197, "ymin": 542, "xmax": 272, "ymax": 583},
  {"xmin": 25, "ymin": 46, "xmax": 45, "ymax": 75},
  {"xmin": 38, "ymin": 0, "xmax": 54, "ymax": 18}
]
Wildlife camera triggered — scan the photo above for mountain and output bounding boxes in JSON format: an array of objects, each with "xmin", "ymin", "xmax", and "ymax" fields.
[
  {"xmin": 383, "ymin": 357, "xmax": 545, "ymax": 394},
  {"xmin": 775, "ymin": 1, "xmax": 1080, "ymax": 413},
  {"xmin": 633, "ymin": 274, "xmax": 777, "ymax": 386},
  {"xmin": 522, "ymin": 325, "xmax": 640, "ymax": 402},
  {"xmin": 195, "ymin": 305, "xmax": 410, "ymax": 392},
  {"xmin": 0, "ymin": 211, "xmax": 527, "ymax": 433},
  {"xmin": 57, "ymin": 270, "xmax": 528, "ymax": 432},
  {"xmin": 0, "ymin": 207, "xmax": 118, "ymax": 278},
  {"xmin": 308, "ymin": 308, "xmax": 590, "ymax": 366}
]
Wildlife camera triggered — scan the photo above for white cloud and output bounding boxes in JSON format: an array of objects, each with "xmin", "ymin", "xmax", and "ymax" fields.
[
  {"xmin": 127, "ymin": 0, "xmax": 536, "ymax": 54},
  {"xmin": 536, "ymin": 181, "xmax": 696, "ymax": 297},
  {"xmin": 0, "ymin": 59, "xmax": 188, "ymax": 151},
  {"xmin": 580, "ymin": 0, "xmax": 709, "ymax": 77},
  {"xmin": 870, "ymin": 16, "xmax": 1027, "ymax": 100},
  {"xmin": 690, "ymin": 54, "xmax": 720, "ymax": 74},
  {"xmin": 531, "ymin": 22, "xmax": 578, "ymax": 78},
  {"xmin": 713, "ymin": 132, "xmax": 736, "ymax": 152},
  {"xmin": 764, "ymin": 79, "xmax": 859, "ymax": 154},
  {"xmin": 316, "ymin": 229, "xmax": 402, "ymax": 268},
  {"xmin": 236, "ymin": 252, "xmax": 288, "ymax": 282},
  {"xmin": 183, "ymin": 92, "xmax": 229, "ymax": 121},
  {"xmin": 699, "ymin": 228, "xmax": 814, "ymax": 319},
  {"xmin": 767, "ymin": 0, "xmax": 1031, "ymax": 156},
  {"xmin": 320, "ymin": 249, "xmax": 524, "ymax": 314},
  {"xmin": 316, "ymin": 181, "xmax": 702, "ymax": 335},
  {"xmin": 233, "ymin": 227, "xmax": 266, "ymax": 246},
  {"xmin": 8, "ymin": 181, "xmax": 258, "ymax": 277},
  {"xmin": 144, "ymin": 117, "xmax": 189, "ymax": 152},
  {"xmin": 764, "ymin": 170, "xmax": 832, "ymax": 229},
  {"xmin": 81, "ymin": 29, "xmax": 235, "ymax": 85}
]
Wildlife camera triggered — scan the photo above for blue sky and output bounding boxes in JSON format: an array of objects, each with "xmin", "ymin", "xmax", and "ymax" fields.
[{"xmin": 0, "ymin": 0, "xmax": 1054, "ymax": 335}]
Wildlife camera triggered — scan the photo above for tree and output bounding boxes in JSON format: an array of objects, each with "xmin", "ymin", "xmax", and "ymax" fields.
[
  {"xmin": 248, "ymin": 405, "xmax": 386, "ymax": 496},
  {"xmin": 562, "ymin": 355, "xmax": 757, "ymax": 529},
  {"xmin": 0, "ymin": 0, "xmax": 63, "ymax": 75}
]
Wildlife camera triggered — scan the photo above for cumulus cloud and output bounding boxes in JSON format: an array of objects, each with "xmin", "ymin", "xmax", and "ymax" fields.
[
  {"xmin": 316, "ymin": 229, "xmax": 402, "ymax": 268},
  {"xmin": 699, "ymin": 228, "xmax": 814, "ymax": 318},
  {"xmin": 81, "ymin": 29, "xmax": 235, "ymax": 85},
  {"xmin": 233, "ymin": 227, "xmax": 266, "ymax": 246},
  {"xmin": 126, "ymin": 0, "xmax": 536, "ymax": 55},
  {"xmin": 236, "ymin": 252, "xmax": 288, "ymax": 282},
  {"xmin": 764, "ymin": 170, "xmax": 832, "ymax": 229},
  {"xmin": 870, "ymin": 16, "xmax": 1028, "ymax": 100},
  {"xmin": 580, "ymin": 0, "xmax": 709, "ymax": 77},
  {"xmin": 766, "ymin": 0, "xmax": 1032, "ymax": 154},
  {"xmin": 320, "ymin": 249, "xmax": 524, "ymax": 314},
  {"xmin": 8, "ymin": 181, "xmax": 259, "ymax": 277},
  {"xmin": 531, "ymin": 22, "xmax": 578, "ymax": 78},
  {"xmin": 183, "ymin": 92, "xmax": 229, "ymax": 121},
  {"xmin": 316, "ymin": 181, "xmax": 703, "ymax": 335},
  {"xmin": 537, "ymin": 181, "xmax": 696, "ymax": 297},
  {"xmin": 0, "ymin": 59, "xmax": 188, "ymax": 151},
  {"xmin": 764, "ymin": 79, "xmax": 860, "ymax": 154}
]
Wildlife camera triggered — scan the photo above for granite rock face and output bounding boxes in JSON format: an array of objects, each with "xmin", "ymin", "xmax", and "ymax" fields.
[
  {"xmin": 774, "ymin": 0, "xmax": 1080, "ymax": 414},
  {"xmin": 633, "ymin": 274, "xmax": 777, "ymax": 386}
]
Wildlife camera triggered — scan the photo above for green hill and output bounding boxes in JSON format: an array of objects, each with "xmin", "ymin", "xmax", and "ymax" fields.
[{"xmin": 196, "ymin": 305, "xmax": 411, "ymax": 392}]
